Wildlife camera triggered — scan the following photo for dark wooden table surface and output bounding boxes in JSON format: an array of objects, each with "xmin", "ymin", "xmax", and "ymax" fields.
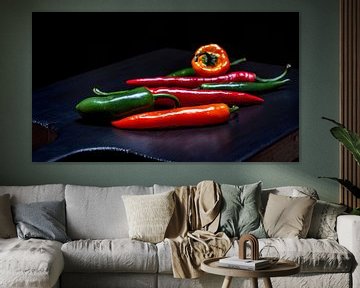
[{"xmin": 32, "ymin": 49, "xmax": 299, "ymax": 162}]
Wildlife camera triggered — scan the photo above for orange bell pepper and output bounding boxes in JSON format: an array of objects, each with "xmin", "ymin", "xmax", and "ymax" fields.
[{"xmin": 191, "ymin": 44, "xmax": 230, "ymax": 77}]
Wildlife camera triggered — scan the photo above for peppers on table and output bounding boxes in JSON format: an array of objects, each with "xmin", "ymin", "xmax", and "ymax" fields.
[
  {"xmin": 76, "ymin": 43, "xmax": 291, "ymax": 130},
  {"xmin": 75, "ymin": 87, "xmax": 179, "ymax": 120},
  {"xmin": 111, "ymin": 103, "xmax": 239, "ymax": 130},
  {"xmin": 191, "ymin": 44, "xmax": 230, "ymax": 77}
]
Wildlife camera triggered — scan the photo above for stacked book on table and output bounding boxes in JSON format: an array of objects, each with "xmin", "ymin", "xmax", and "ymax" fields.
[{"xmin": 218, "ymin": 256, "xmax": 271, "ymax": 270}]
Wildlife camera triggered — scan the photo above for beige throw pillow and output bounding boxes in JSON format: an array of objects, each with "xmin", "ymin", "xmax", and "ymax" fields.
[
  {"xmin": 0, "ymin": 194, "xmax": 16, "ymax": 238},
  {"xmin": 263, "ymin": 193, "xmax": 316, "ymax": 238},
  {"xmin": 122, "ymin": 191, "xmax": 175, "ymax": 243}
]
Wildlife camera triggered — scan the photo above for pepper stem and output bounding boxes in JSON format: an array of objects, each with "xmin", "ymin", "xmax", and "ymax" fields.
[
  {"xmin": 93, "ymin": 87, "xmax": 120, "ymax": 96},
  {"xmin": 256, "ymin": 64, "xmax": 291, "ymax": 83},
  {"xmin": 153, "ymin": 93, "xmax": 180, "ymax": 107},
  {"xmin": 229, "ymin": 105, "xmax": 239, "ymax": 113},
  {"xmin": 194, "ymin": 52, "xmax": 218, "ymax": 66},
  {"xmin": 230, "ymin": 57, "xmax": 246, "ymax": 66}
]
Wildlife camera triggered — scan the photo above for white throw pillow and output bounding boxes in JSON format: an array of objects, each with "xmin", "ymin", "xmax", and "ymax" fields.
[{"xmin": 122, "ymin": 191, "xmax": 175, "ymax": 243}]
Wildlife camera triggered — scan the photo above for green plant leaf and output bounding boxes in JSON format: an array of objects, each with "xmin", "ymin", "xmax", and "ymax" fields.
[
  {"xmin": 331, "ymin": 127, "xmax": 360, "ymax": 165},
  {"xmin": 322, "ymin": 117, "xmax": 360, "ymax": 165},
  {"xmin": 318, "ymin": 177, "xmax": 360, "ymax": 198},
  {"xmin": 351, "ymin": 208, "xmax": 360, "ymax": 215}
]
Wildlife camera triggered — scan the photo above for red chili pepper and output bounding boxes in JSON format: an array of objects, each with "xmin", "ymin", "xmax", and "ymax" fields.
[
  {"xmin": 148, "ymin": 87, "xmax": 264, "ymax": 107},
  {"xmin": 111, "ymin": 103, "xmax": 238, "ymax": 130},
  {"xmin": 126, "ymin": 71, "xmax": 256, "ymax": 88},
  {"xmin": 126, "ymin": 65, "xmax": 289, "ymax": 88}
]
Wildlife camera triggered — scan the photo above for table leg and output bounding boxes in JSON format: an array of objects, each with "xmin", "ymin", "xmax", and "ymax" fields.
[
  {"xmin": 222, "ymin": 276, "xmax": 233, "ymax": 288},
  {"xmin": 251, "ymin": 278, "xmax": 258, "ymax": 288},
  {"xmin": 263, "ymin": 277, "xmax": 273, "ymax": 288}
]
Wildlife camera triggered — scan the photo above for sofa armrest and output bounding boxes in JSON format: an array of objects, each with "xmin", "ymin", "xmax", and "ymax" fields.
[{"xmin": 337, "ymin": 215, "xmax": 360, "ymax": 288}]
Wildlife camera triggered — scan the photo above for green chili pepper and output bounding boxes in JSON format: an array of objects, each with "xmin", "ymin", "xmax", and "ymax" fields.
[
  {"xmin": 75, "ymin": 87, "xmax": 179, "ymax": 120},
  {"xmin": 167, "ymin": 57, "xmax": 247, "ymax": 77},
  {"xmin": 200, "ymin": 78, "xmax": 291, "ymax": 92},
  {"xmin": 167, "ymin": 67, "xmax": 196, "ymax": 77}
]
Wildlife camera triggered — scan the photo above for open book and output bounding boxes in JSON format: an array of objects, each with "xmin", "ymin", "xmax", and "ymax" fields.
[{"xmin": 218, "ymin": 256, "xmax": 271, "ymax": 270}]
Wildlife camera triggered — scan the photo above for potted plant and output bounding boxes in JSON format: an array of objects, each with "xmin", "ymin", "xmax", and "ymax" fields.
[{"xmin": 320, "ymin": 117, "xmax": 360, "ymax": 215}]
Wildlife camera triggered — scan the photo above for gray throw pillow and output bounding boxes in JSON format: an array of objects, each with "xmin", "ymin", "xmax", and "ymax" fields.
[
  {"xmin": 0, "ymin": 194, "xmax": 17, "ymax": 238},
  {"xmin": 218, "ymin": 182, "xmax": 266, "ymax": 238},
  {"xmin": 12, "ymin": 200, "xmax": 70, "ymax": 243},
  {"xmin": 307, "ymin": 200, "xmax": 347, "ymax": 240}
]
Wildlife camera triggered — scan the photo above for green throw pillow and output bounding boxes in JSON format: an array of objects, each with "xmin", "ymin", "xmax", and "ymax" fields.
[{"xmin": 218, "ymin": 182, "xmax": 266, "ymax": 238}]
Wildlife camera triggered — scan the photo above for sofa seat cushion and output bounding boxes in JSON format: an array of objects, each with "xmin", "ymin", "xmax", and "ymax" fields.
[
  {"xmin": 61, "ymin": 239, "xmax": 158, "ymax": 273},
  {"xmin": 156, "ymin": 240, "xmax": 173, "ymax": 274},
  {"xmin": 260, "ymin": 238, "xmax": 353, "ymax": 272},
  {"xmin": 228, "ymin": 238, "xmax": 354, "ymax": 273},
  {"xmin": 61, "ymin": 273, "xmax": 157, "ymax": 288},
  {"xmin": 0, "ymin": 238, "xmax": 64, "ymax": 288},
  {"xmin": 157, "ymin": 238, "xmax": 354, "ymax": 274}
]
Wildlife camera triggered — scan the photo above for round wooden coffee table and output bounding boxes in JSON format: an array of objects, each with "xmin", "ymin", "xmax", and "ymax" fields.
[{"xmin": 201, "ymin": 257, "xmax": 300, "ymax": 288}]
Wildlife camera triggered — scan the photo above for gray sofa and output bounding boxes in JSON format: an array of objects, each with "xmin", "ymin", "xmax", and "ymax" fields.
[{"xmin": 0, "ymin": 183, "xmax": 359, "ymax": 288}]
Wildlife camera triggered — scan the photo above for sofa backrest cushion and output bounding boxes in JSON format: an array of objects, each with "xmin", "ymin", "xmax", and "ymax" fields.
[
  {"xmin": 0, "ymin": 184, "xmax": 65, "ymax": 204},
  {"xmin": 65, "ymin": 184, "xmax": 154, "ymax": 239},
  {"xmin": 153, "ymin": 184, "xmax": 176, "ymax": 194}
]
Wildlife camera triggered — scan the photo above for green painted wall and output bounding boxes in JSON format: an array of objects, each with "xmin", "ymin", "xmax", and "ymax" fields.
[{"xmin": 0, "ymin": 0, "xmax": 340, "ymax": 202}]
